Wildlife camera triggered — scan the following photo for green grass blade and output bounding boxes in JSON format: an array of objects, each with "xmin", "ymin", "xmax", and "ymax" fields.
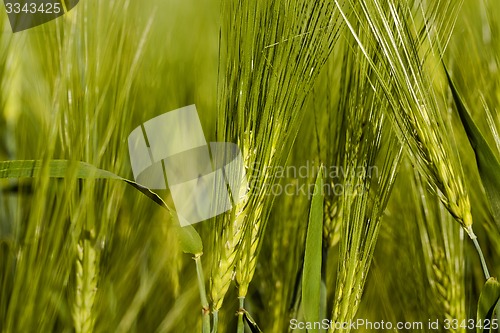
[
  {"xmin": 302, "ymin": 168, "xmax": 324, "ymax": 333},
  {"xmin": 177, "ymin": 224, "xmax": 203, "ymax": 256},
  {"xmin": 0, "ymin": 159, "xmax": 203, "ymax": 255},
  {"xmin": 445, "ymin": 68, "xmax": 500, "ymax": 226},
  {"xmin": 319, "ymin": 281, "xmax": 327, "ymax": 332},
  {"xmin": 477, "ymin": 278, "xmax": 500, "ymax": 333},
  {"xmin": 243, "ymin": 310, "xmax": 263, "ymax": 333},
  {"xmin": 0, "ymin": 159, "xmax": 166, "ymax": 208}
]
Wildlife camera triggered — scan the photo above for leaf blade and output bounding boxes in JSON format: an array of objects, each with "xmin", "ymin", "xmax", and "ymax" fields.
[
  {"xmin": 243, "ymin": 310, "xmax": 263, "ymax": 333},
  {"xmin": 477, "ymin": 278, "xmax": 500, "ymax": 333},
  {"xmin": 445, "ymin": 68, "xmax": 500, "ymax": 226},
  {"xmin": 0, "ymin": 159, "xmax": 203, "ymax": 255}
]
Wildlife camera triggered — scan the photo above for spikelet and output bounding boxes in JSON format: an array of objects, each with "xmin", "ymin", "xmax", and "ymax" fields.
[
  {"xmin": 210, "ymin": 193, "xmax": 249, "ymax": 312},
  {"xmin": 323, "ymin": 193, "xmax": 342, "ymax": 248},
  {"xmin": 72, "ymin": 239, "xmax": 98, "ymax": 333}
]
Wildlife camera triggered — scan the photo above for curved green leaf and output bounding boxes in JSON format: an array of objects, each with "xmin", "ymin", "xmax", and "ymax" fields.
[
  {"xmin": 445, "ymin": 69, "xmax": 500, "ymax": 226},
  {"xmin": 243, "ymin": 309, "xmax": 263, "ymax": 333},
  {"xmin": 0, "ymin": 159, "xmax": 203, "ymax": 255},
  {"xmin": 0, "ymin": 160, "xmax": 167, "ymax": 208},
  {"xmin": 477, "ymin": 277, "xmax": 500, "ymax": 333},
  {"xmin": 175, "ymin": 223, "xmax": 203, "ymax": 255},
  {"xmin": 319, "ymin": 280, "xmax": 327, "ymax": 330},
  {"xmin": 302, "ymin": 168, "xmax": 324, "ymax": 333}
]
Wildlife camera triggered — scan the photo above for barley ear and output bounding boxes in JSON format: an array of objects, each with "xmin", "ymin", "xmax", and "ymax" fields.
[
  {"xmin": 210, "ymin": 205, "xmax": 247, "ymax": 312},
  {"xmin": 337, "ymin": 0, "xmax": 473, "ymax": 233},
  {"xmin": 72, "ymin": 238, "xmax": 98, "ymax": 333}
]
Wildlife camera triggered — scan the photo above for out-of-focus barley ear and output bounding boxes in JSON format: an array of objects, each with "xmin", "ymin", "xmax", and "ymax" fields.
[
  {"xmin": 431, "ymin": 249, "xmax": 463, "ymax": 328},
  {"xmin": 72, "ymin": 237, "xmax": 98, "ymax": 333},
  {"xmin": 323, "ymin": 195, "xmax": 342, "ymax": 248},
  {"xmin": 413, "ymin": 168, "xmax": 466, "ymax": 331}
]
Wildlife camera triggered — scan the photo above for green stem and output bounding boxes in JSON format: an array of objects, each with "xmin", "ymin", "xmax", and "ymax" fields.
[
  {"xmin": 466, "ymin": 226, "xmax": 491, "ymax": 280},
  {"xmin": 237, "ymin": 297, "xmax": 245, "ymax": 333},
  {"xmin": 211, "ymin": 310, "xmax": 219, "ymax": 333},
  {"xmin": 194, "ymin": 255, "xmax": 211, "ymax": 333}
]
